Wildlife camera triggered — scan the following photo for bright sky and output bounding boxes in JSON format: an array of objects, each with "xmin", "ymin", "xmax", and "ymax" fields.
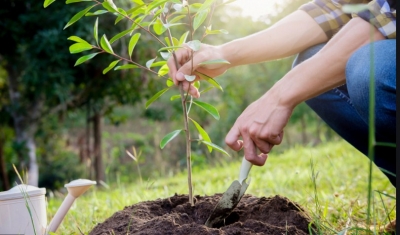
[{"xmin": 228, "ymin": 0, "xmax": 278, "ymax": 20}]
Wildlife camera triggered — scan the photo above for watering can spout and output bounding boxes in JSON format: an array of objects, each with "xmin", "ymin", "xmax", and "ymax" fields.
[{"xmin": 46, "ymin": 179, "xmax": 96, "ymax": 234}]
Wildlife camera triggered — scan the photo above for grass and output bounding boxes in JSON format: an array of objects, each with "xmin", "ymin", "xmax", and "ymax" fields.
[{"xmin": 47, "ymin": 140, "xmax": 395, "ymax": 234}]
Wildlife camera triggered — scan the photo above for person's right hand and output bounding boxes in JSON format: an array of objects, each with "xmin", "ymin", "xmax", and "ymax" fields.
[{"xmin": 167, "ymin": 43, "xmax": 231, "ymax": 98}]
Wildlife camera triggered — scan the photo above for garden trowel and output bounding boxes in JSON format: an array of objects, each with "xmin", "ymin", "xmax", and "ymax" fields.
[{"xmin": 205, "ymin": 157, "xmax": 253, "ymax": 228}]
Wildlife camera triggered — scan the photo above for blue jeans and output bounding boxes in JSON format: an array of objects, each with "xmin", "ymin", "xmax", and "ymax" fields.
[{"xmin": 292, "ymin": 40, "xmax": 396, "ymax": 186}]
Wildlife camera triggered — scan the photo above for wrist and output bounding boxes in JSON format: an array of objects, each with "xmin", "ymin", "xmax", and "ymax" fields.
[
  {"xmin": 217, "ymin": 41, "xmax": 240, "ymax": 69},
  {"xmin": 265, "ymin": 79, "xmax": 301, "ymax": 110}
]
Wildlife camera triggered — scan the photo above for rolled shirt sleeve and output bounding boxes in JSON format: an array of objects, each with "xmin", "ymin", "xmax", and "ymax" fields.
[
  {"xmin": 299, "ymin": 0, "xmax": 396, "ymax": 39},
  {"xmin": 355, "ymin": 0, "xmax": 396, "ymax": 38}
]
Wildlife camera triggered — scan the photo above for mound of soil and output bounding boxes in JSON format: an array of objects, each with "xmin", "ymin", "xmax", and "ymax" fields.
[{"xmin": 89, "ymin": 194, "xmax": 313, "ymax": 235}]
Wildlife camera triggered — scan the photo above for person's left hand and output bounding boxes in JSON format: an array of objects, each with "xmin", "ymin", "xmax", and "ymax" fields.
[{"xmin": 225, "ymin": 91, "xmax": 293, "ymax": 166}]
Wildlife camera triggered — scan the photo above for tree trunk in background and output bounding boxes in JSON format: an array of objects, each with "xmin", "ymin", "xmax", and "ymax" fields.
[
  {"xmin": 93, "ymin": 112, "xmax": 105, "ymax": 184},
  {"xmin": 0, "ymin": 132, "xmax": 10, "ymax": 190},
  {"xmin": 7, "ymin": 66, "xmax": 40, "ymax": 186}
]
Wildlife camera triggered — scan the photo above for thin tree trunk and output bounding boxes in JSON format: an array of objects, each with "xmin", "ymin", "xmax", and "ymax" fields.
[
  {"xmin": 93, "ymin": 112, "xmax": 104, "ymax": 184},
  {"xmin": 26, "ymin": 134, "xmax": 38, "ymax": 186},
  {"xmin": 7, "ymin": 66, "xmax": 40, "ymax": 186},
  {"xmin": 0, "ymin": 131, "xmax": 10, "ymax": 190}
]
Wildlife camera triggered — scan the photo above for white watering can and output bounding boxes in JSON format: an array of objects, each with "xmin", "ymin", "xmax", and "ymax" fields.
[{"xmin": 0, "ymin": 179, "xmax": 96, "ymax": 235}]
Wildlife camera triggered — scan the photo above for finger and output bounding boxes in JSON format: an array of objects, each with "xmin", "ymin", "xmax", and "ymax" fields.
[
  {"xmin": 242, "ymin": 134, "xmax": 267, "ymax": 166},
  {"xmin": 225, "ymin": 125, "xmax": 243, "ymax": 151},
  {"xmin": 168, "ymin": 48, "xmax": 191, "ymax": 85},
  {"xmin": 267, "ymin": 133, "xmax": 283, "ymax": 145},
  {"xmin": 189, "ymin": 84, "xmax": 200, "ymax": 98},
  {"xmin": 253, "ymin": 139, "xmax": 273, "ymax": 154},
  {"xmin": 249, "ymin": 126, "xmax": 273, "ymax": 153},
  {"xmin": 181, "ymin": 82, "xmax": 200, "ymax": 98},
  {"xmin": 167, "ymin": 55, "xmax": 177, "ymax": 82}
]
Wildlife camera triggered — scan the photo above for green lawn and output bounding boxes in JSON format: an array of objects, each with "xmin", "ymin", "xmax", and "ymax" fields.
[{"xmin": 47, "ymin": 140, "xmax": 396, "ymax": 234}]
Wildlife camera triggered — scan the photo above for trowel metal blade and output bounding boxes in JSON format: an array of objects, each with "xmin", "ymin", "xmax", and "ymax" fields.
[
  {"xmin": 238, "ymin": 177, "xmax": 251, "ymax": 201},
  {"xmin": 205, "ymin": 180, "xmax": 244, "ymax": 228}
]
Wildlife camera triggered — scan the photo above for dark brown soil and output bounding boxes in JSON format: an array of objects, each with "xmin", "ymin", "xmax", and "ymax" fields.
[{"xmin": 89, "ymin": 194, "xmax": 314, "ymax": 235}]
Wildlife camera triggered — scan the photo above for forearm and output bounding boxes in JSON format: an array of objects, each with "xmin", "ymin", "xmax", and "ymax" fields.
[
  {"xmin": 270, "ymin": 17, "xmax": 386, "ymax": 108},
  {"xmin": 219, "ymin": 10, "xmax": 328, "ymax": 67}
]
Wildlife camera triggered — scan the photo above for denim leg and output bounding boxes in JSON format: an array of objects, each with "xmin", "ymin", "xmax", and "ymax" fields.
[{"xmin": 292, "ymin": 41, "xmax": 396, "ymax": 186}]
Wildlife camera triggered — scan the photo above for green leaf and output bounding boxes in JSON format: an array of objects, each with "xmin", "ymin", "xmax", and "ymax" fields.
[
  {"xmin": 198, "ymin": 59, "xmax": 230, "ymax": 65},
  {"xmin": 94, "ymin": 18, "xmax": 98, "ymax": 44},
  {"xmin": 100, "ymin": 35, "xmax": 114, "ymax": 54},
  {"xmin": 43, "ymin": 0, "xmax": 56, "ymax": 8},
  {"xmin": 158, "ymin": 45, "xmax": 183, "ymax": 52},
  {"xmin": 164, "ymin": 23, "xmax": 185, "ymax": 29},
  {"xmin": 146, "ymin": 88, "xmax": 169, "ymax": 108},
  {"xmin": 150, "ymin": 61, "xmax": 166, "ymax": 67},
  {"xmin": 160, "ymin": 52, "xmax": 171, "ymax": 60},
  {"xmin": 74, "ymin": 53, "xmax": 99, "ymax": 66},
  {"xmin": 172, "ymin": 37, "xmax": 180, "ymax": 47},
  {"xmin": 190, "ymin": 118, "xmax": 212, "ymax": 152},
  {"xmin": 160, "ymin": 129, "xmax": 182, "ymax": 149},
  {"xmin": 146, "ymin": 57, "xmax": 157, "ymax": 69},
  {"xmin": 192, "ymin": 100, "xmax": 220, "ymax": 120},
  {"xmin": 184, "ymin": 75, "xmax": 196, "ymax": 82},
  {"xmin": 67, "ymin": 36, "xmax": 89, "ymax": 44},
  {"xmin": 115, "ymin": 15, "xmax": 125, "ymax": 25},
  {"xmin": 69, "ymin": 43, "xmax": 93, "ymax": 54},
  {"xmin": 164, "ymin": 37, "xmax": 171, "ymax": 47},
  {"xmin": 145, "ymin": 0, "xmax": 168, "ymax": 14},
  {"xmin": 64, "ymin": 5, "xmax": 96, "ymax": 29},
  {"xmin": 205, "ymin": 28, "xmax": 228, "ymax": 35},
  {"xmin": 102, "ymin": 1, "xmax": 117, "ymax": 13},
  {"xmin": 198, "ymin": 0, "xmax": 217, "ymax": 12},
  {"xmin": 109, "ymin": 27, "xmax": 134, "ymax": 44},
  {"xmin": 193, "ymin": 81, "xmax": 200, "ymax": 89},
  {"xmin": 170, "ymin": 94, "xmax": 180, "ymax": 101},
  {"xmin": 169, "ymin": 15, "xmax": 186, "ymax": 24},
  {"xmin": 164, "ymin": 37, "xmax": 179, "ymax": 47},
  {"xmin": 193, "ymin": 10, "xmax": 208, "ymax": 31},
  {"xmin": 114, "ymin": 64, "xmax": 138, "ymax": 70},
  {"xmin": 200, "ymin": 86, "xmax": 214, "ymax": 94},
  {"xmin": 103, "ymin": 60, "xmax": 120, "ymax": 74},
  {"xmin": 200, "ymin": 141, "xmax": 230, "ymax": 156},
  {"xmin": 157, "ymin": 64, "xmax": 169, "ymax": 76},
  {"xmin": 66, "ymin": 0, "xmax": 92, "ymax": 3},
  {"xmin": 86, "ymin": 10, "xmax": 108, "ymax": 16},
  {"xmin": 166, "ymin": 78, "xmax": 174, "ymax": 87},
  {"xmin": 117, "ymin": 7, "xmax": 128, "ymax": 16},
  {"xmin": 187, "ymin": 40, "xmax": 201, "ymax": 51},
  {"xmin": 132, "ymin": 0, "xmax": 144, "ymax": 5},
  {"xmin": 179, "ymin": 31, "xmax": 189, "ymax": 45},
  {"xmin": 128, "ymin": 33, "xmax": 141, "ymax": 58},
  {"xmin": 153, "ymin": 18, "xmax": 166, "ymax": 35},
  {"xmin": 195, "ymin": 72, "xmax": 223, "ymax": 91}
]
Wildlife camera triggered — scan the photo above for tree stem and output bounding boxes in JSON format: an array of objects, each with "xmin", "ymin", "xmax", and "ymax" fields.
[{"xmin": 162, "ymin": 10, "xmax": 194, "ymax": 206}]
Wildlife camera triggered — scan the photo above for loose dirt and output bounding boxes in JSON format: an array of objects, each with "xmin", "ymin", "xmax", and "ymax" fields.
[{"xmin": 89, "ymin": 194, "xmax": 313, "ymax": 235}]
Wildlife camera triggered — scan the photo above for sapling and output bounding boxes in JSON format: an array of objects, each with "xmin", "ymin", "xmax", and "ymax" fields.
[
  {"xmin": 126, "ymin": 146, "xmax": 143, "ymax": 184},
  {"xmin": 43, "ymin": 0, "xmax": 232, "ymax": 206}
]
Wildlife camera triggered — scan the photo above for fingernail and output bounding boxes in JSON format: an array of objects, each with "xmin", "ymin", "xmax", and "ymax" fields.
[{"xmin": 177, "ymin": 72, "xmax": 184, "ymax": 81}]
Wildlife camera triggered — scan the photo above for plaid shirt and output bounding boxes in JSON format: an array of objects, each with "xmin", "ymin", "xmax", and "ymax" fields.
[{"xmin": 300, "ymin": 0, "xmax": 396, "ymax": 39}]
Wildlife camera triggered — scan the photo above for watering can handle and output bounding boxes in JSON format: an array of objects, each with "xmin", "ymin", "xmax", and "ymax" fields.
[{"xmin": 239, "ymin": 156, "xmax": 253, "ymax": 184}]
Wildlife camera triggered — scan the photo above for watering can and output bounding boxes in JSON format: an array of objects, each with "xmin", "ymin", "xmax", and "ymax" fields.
[{"xmin": 0, "ymin": 179, "xmax": 96, "ymax": 235}]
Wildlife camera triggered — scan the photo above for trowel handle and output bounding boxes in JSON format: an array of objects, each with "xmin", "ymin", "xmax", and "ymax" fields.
[{"xmin": 239, "ymin": 157, "xmax": 253, "ymax": 184}]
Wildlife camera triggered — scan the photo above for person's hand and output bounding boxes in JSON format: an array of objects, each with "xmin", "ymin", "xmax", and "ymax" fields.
[
  {"xmin": 225, "ymin": 91, "xmax": 293, "ymax": 166},
  {"xmin": 167, "ymin": 43, "xmax": 230, "ymax": 98}
]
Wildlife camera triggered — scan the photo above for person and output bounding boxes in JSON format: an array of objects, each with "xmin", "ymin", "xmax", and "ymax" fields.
[{"xmin": 168, "ymin": 0, "xmax": 396, "ymax": 229}]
